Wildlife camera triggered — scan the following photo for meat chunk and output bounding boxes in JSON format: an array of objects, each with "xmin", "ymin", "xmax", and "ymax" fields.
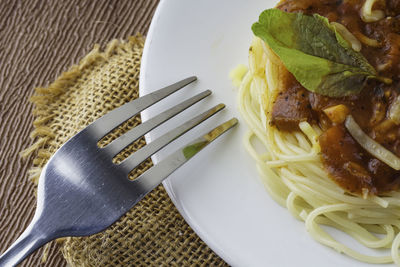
[{"xmin": 270, "ymin": 78, "xmax": 314, "ymax": 131}]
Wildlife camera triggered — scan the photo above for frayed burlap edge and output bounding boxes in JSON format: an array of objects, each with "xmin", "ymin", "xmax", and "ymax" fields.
[{"xmin": 21, "ymin": 35, "xmax": 145, "ymax": 180}]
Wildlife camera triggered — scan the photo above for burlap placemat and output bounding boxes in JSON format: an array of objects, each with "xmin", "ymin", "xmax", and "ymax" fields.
[{"xmin": 22, "ymin": 35, "xmax": 226, "ymax": 266}]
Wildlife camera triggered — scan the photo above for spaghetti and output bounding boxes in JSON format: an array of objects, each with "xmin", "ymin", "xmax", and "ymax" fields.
[{"xmin": 238, "ymin": 21, "xmax": 400, "ymax": 266}]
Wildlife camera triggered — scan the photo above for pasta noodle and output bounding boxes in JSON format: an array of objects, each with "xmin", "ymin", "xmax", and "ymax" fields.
[
  {"xmin": 238, "ymin": 36, "xmax": 400, "ymax": 264},
  {"xmin": 353, "ymin": 32, "xmax": 382, "ymax": 48}
]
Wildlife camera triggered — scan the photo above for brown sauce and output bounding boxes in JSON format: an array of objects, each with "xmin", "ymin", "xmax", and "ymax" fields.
[{"xmin": 271, "ymin": 0, "xmax": 400, "ymax": 195}]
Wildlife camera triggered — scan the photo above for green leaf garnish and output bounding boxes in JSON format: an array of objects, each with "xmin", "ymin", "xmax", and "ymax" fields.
[{"xmin": 252, "ymin": 9, "xmax": 380, "ymax": 97}]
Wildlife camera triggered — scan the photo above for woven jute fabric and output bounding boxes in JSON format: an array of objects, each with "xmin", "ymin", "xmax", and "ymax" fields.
[{"xmin": 23, "ymin": 35, "xmax": 226, "ymax": 266}]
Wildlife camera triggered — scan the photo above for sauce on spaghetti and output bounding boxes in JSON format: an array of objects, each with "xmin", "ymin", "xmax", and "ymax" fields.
[{"xmin": 270, "ymin": 0, "xmax": 400, "ymax": 194}]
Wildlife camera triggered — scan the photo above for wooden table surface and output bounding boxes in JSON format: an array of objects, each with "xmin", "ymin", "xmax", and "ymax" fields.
[{"xmin": 0, "ymin": 1, "xmax": 160, "ymax": 265}]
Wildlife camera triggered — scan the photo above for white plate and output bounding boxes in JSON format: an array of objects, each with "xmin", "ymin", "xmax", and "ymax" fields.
[{"xmin": 139, "ymin": 1, "xmax": 388, "ymax": 266}]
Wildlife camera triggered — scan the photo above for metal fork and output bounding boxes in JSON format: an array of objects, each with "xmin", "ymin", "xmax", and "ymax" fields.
[{"xmin": 0, "ymin": 76, "xmax": 237, "ymax": 267}]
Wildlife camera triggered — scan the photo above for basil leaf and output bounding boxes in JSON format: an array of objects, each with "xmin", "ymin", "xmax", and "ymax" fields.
[{"xmin": 252, "ymin": 9, "xmax": 378, "ymax": 97}]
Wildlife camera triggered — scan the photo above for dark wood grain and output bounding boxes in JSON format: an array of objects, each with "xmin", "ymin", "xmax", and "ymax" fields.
[{"xmin": 0, "ymin": 0, "xmax": 159, "ymax": 266}]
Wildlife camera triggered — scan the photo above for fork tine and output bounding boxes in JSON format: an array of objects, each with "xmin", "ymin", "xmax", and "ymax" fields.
[
  {"xmin": 85, "ymin": 76, "xmax": 197, "ymax": 139},
  {"xmin": 103, "ymin": 90, "xmax": 212, "ymax": 156},
  {"xmin": 118, "ymin": 104, "xmax": 225, "ymax": 173},
  {"xmin": 131, "ymin": 118, "xmax": 238, "ymax": 195}
]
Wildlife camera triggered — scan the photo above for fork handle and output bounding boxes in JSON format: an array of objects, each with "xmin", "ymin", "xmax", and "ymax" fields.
[{"xmin": 0, "ymin": 219, "xmax": 50, "ymax": 267}]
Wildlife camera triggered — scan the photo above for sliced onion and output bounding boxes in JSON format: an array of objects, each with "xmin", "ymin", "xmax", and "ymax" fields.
[
  {"xmin": 345, "ymin": 115, "xmax": 400, "ymax": 170},
  {"xmin": 361, "ymin": 0, "xmax": 385, "ymax": 23}
]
